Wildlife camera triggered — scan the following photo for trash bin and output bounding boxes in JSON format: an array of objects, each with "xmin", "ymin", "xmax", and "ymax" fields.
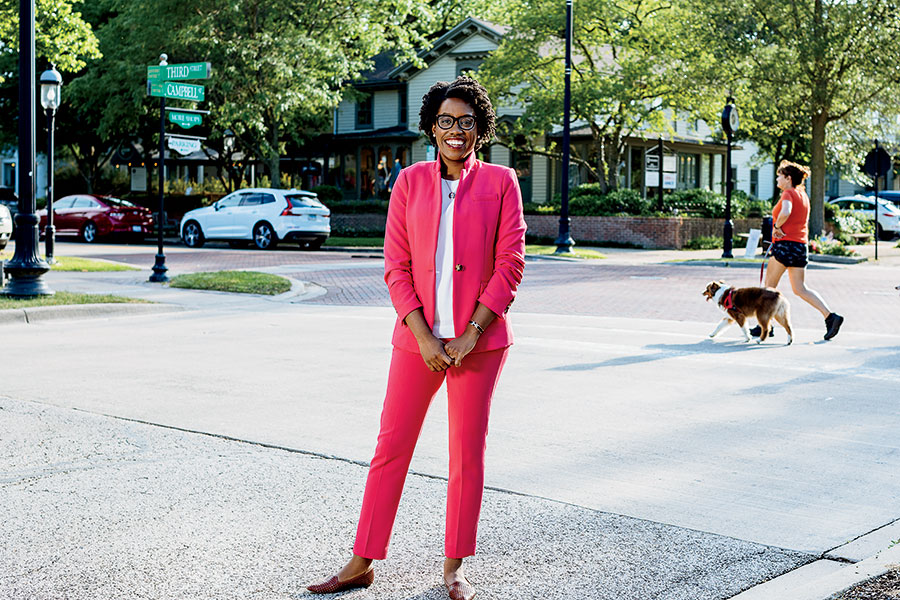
[{"xmin": 762, "ymin": 216, "xmax": 773, "ymax": 245}]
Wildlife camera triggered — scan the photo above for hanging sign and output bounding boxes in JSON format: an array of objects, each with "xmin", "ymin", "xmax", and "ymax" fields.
[
  {"xmin": 168, "ymin": 137, "xmax": 202, "ymax": 156},
  {"xmin": 147, "ymin": 62, "xmax": 212, "ymax": 82},
  {"xmin": 168, "ymin": 111, "xmax": 203, "ymax": 129},
  {"xmin": 149, "ymin": 81, "xmax": 205, "ymax": 102}
]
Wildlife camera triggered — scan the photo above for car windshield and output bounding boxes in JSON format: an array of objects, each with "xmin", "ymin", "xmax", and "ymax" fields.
[
  {"xmin": 103, "ymin": 196, "xmax": 137, "ymax": 208},
  {"xmin": 285, "ymin": 194, "xmax": 324, "ymax": 208}
]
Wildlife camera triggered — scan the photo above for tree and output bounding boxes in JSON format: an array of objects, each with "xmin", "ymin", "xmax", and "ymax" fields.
[
  {"xmin": 479, "ymin": 0, "xmax": 717, "ymax": 192},
  {"xmin": 0, "ymin": 0, "xmax": 100, "ymax": 148},
  {"xmin": 685, "ymin": 0, "xmax": 900, "ymax": 234}
]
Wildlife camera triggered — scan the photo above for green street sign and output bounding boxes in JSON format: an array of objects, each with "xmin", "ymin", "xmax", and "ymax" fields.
[
  {"xmin": 147, "ymin": 62, "xmax": 211, "ymax": 82},
  {"xmin": 168, "ymin": 111, "xmax": 203, "ymax": 129},
  {"xmin": 149, "ymin": 81, "xmax": 205, "ymax": 102}
]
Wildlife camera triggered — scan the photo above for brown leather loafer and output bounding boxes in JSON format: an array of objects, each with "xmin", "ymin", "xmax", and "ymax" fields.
[
  {"xmin": 446, "ymin": 579, "xmax": 476, "ymax": 600},
  {"xmin": 307, "ymin": 568, "xmax": 374, "ymax": 594}
]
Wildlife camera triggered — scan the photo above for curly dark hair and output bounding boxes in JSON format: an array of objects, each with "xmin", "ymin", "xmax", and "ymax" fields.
[
  {"xmin": 777, "ymin": 160, "xmax": 811, "ymax": 187},
  {"xmin": 418, "ymin": 76, "xmax": 496, "ymax": 152}
]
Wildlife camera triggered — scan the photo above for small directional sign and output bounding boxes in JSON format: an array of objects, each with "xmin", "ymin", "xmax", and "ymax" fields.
[
  {"xmin": 149, "ymin": 81, "xmax": 205, "ymax": 102},
  {"xmin": 168, "ymin": 111, "xmax": 202, "ymax": 129},
  {"xmin": 168, "ymin": 137, "xmax": 202, "ymax": 156},
  {"xmin": 147, "ymin": 62, "xmax": 211, "ymax": 82}
]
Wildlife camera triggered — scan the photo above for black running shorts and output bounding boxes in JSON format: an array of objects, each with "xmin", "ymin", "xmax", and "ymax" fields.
[{"xmin": 771, "ymin": 240, "xmax": 809, "ymax": 268}]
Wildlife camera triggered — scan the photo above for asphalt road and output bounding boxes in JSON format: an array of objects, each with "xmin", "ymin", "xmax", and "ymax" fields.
[{"xmin": 2, "ymin": 240, "xmax": 899, "ymax": 599}]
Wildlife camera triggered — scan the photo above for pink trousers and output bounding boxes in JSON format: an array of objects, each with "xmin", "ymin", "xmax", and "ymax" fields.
[{"xmin": 353, "ymin": 346, "xmax": 509, "ymax": 560}]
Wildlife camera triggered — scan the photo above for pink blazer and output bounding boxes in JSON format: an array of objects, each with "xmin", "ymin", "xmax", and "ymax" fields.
[{"xmin": 384, "ymin": 153, "xmax": 527, "ymax": 353}]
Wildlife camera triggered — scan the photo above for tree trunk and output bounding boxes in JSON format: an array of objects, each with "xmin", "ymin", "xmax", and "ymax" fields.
[
  {"xmin": 809, "ymin": 110, "xmax": 827, "ymax": 237},
  {"xmin": 266, "ymin": 121, "xmax": 281, "ymax": 188}
]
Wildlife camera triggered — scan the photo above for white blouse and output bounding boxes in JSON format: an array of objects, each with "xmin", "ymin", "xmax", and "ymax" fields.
[{"xmin": 432, "ymin": 178, "xmax": 458, "ymax": 338}]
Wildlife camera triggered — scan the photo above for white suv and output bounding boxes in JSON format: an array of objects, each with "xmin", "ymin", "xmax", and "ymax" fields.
[
  {"xmin": 180, "ymin": 188, "xmax": 331, "ymax": 250},
  {"xmin": 829, "ymin": 194, "xmax": 900, "ymax": 240},
  {"xmin": 0, "ymin": 203, "xmax": 12, "ymax": 251}
]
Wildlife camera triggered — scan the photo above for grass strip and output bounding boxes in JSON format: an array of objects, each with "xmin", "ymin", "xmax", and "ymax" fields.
[
  {"xmin": 667, "ymin": 257, "xmax": 764, "ymax": 263},
  {"xmin": 169, "ymin": 271, "xmax": 291, "ymax": 295},
  {"xmin": 324, "ymin": 236, "xmax": 384, "ymax": 247},
  {"xmin": 0, "ymin": 291, "xmax": 148, "ymax": 310},
  {"xmin": 1, "ymin": 253, "xmax": 138, "ymax": 272},
  {"xmin": 526, "ymin": 244, "xmax": 607, "ymax": 259}
]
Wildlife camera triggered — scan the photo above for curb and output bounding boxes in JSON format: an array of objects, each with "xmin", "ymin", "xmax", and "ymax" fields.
[
  {"xmin": 0, "ymin": 302, "xmax": 183, "ymax": 326},
  {"xmin": 731, "ymin": 522, "xmax": 900, "ymax": 600},
  {"xmin": 666, "ymin": 260, "xmax": 839, "ymax": 270},
  {"xmin": 809, "ymin": 254, "xmax": 867, "ymax": 265}
]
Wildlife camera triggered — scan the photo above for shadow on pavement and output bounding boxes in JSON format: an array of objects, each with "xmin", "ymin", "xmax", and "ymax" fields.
[{"xmin": 548, "ymin": 339, "xmax": 779, "ymax": 371}]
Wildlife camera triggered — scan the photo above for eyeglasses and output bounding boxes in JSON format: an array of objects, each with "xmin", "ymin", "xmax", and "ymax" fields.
[{"xmin": 436, "ymin": 114, "xmax": 476, "ymax": 131}]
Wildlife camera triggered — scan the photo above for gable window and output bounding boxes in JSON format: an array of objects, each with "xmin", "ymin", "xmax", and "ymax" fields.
[
  {"xmin": 399, "ymin": 86, "xmax": 407, "ymax": 125},
  {"xmin": 456, "ymin": 59, "xmax": 482, "ymax": 78},
  {"xmin": 356, "ymin": 95, "xmax": 373, "ymax": 129}
]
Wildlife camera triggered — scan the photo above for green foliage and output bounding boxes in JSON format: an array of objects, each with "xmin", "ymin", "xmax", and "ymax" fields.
[
  {"xmin": 480, "ymin": 0, "xmax": 717, "ymax": 191},
  {"xmin": 0, "ymin": 290, "xmax": 147, "ymax": 309},
  {"xmin": 328, "ymin": 200, "xmax": 389, "ymax": 214},
  {"xmin": 311, "ymin": 185, "xmax": 342, "ymax": 204},
  {"xmin": 826, "ymin": 206, "xmax": 873, "ymax": 244},
  {"xmin": 569, "ymin": 187, "xmax": 649, "ymax": 216},
  {"xmin": 684, "ymin": 235, "xmax": 749, "ymax": 250},
  {"xmin": 683, "ymin": 0, "xmax": 900, "ymax": 235},
  {"xmin": 809, "ymin": 236, "xmax": 856, "ymax": 257}
]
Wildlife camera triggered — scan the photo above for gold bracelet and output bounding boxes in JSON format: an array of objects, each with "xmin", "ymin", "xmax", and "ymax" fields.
[{"xmin": 468, "ymin": 320, "xmax": 485, "ymax": 335}]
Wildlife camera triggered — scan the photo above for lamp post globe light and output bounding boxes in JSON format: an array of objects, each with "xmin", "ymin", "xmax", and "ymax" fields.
[
  {"xmin": 2, "ymin": 0, "xmax": 52, "ymax": 297},
  {"xmin": 40, "ymin": 65, "xmax": 62, "ymax": 265}
]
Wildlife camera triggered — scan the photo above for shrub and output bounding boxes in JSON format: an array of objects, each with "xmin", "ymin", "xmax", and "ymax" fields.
[
  {"xmin": 327, "ymin": 200, "xmax": 389, "ymax": 214},
  {"xmin": 311, "ymin": 184, "xmax": 342, "ymax": 204},
  {"xmin": 809, "ymin": 235, "xmax": 857, "ymax": 256},
  {"xmin": 664, "ymin": 189, "xmax": 726, "ymax": 217}
]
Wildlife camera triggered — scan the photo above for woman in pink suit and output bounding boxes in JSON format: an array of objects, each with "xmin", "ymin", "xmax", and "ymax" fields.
[{"xmin": 308, "ymin": 77, "xmax": 526, "ymax": 600}]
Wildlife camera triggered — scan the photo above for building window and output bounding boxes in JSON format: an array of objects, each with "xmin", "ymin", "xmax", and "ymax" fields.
[
  {"xmin": 510, "ymin": 150, "xmax": 532, "ymax": 204},
  {"xmin": 456, "ymin": 58, "xmax": 481, "ymax": 77},
  {"xmin": 677, "ymin": 153, "xmax": 698, "ymax": 189},
  {"xmin": 2, "ymin": 162, "xmax": 15, "ymax": 188},
  {"xmin": 398, "ymin": 86, "xmax": 407, "ymax": 125},
  {"xmin": 750, "ymin": 169, "xmax": 759, "ymax": 198},
  {"xmin": 356, "ymin": 95, "xmax": 373, "ymax": 129}
]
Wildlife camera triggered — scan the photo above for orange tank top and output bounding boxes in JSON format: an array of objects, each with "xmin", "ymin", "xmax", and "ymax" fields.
[{"xmin": 773, "ymin": 188, "xmax": 809, "ymax": 244}]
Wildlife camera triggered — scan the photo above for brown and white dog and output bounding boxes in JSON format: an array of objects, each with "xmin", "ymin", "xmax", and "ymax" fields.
[{"xmin": 702, "ymin": 281, "xmax": 793, "ymax": 345}]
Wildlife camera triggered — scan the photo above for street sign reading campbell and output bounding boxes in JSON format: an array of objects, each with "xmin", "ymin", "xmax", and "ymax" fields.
[
  {"xmin": 147, "ymin": 62, "xmax": 211, "ymax": 82},
  {"xmin": 168, "ymin": 111, "xmax": 202, "ymax": 129},
  {"xmin": 149, "ymin": 81, "xmax": 205, "ymax": 102}
]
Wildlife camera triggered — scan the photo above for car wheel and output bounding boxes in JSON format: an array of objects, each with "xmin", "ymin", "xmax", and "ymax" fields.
[
  {"xmin": 182, "ymin": 221, "xmax": 205, "ymax": 248},
  {"xmin": 252, "ymin": 222, "xmax": 278, "ymax": 250},
  {"xmin": 82, "ymin": 221, "xmax": 98, "ymax": 243},
  {"xmin": 876, "ymin": 223, "xmax": 895, "ymax": 241}
]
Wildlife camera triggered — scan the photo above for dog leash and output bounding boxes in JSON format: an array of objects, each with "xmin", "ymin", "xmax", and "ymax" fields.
[{"xmin": 759, "ymin": 240, "xmax": 772, "ymax": 286}]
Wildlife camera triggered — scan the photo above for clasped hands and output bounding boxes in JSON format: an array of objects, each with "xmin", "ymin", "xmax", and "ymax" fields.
[{"xmin": 418, "ymin": 330, "xmax": 479, "ymax": 372}]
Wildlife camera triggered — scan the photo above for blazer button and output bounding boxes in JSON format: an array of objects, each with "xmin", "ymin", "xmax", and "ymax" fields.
[{"xmin": 455, "ymin": 264, "xmax": 464, "ymax": 271}]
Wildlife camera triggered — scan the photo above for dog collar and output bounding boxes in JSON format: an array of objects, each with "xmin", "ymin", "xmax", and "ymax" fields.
[{"xmin": 722, "ymin": 288, "xmax": 734, "ymax": 310}]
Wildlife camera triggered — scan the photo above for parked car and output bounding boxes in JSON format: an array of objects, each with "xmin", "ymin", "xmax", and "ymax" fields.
[
  {"xmin": 0, "ymin": 203, "xmax": 12, "ymax": 251},
  {"xmin": 0, "ymin": 187, "xmax": 17, "ymax": 237},
  {"xmin": 828, "ymin": 194, "xmax": 900, "ymax": 240},
  {"xmin": 179, "ymin": 188, "xmax": 331, "ymax": 250},
  {"xmin": 37, "ymin": 194, "xmax": 155, "ymax": 243}
]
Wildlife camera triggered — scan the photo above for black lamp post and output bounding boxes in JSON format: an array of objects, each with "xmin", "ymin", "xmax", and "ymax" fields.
[
  {"xmin": 555, "ymin": 0, "xmax": 575, "ymax": 254},
  {"xmin": 2, "ymin": 0, "xmax": 52, "ymax": 297},
  {"xmin": 223, "ymin": 128, "xmax": 235, "ymax": 192},
  {"xmin": 721, "ymin": 96, "xmax": 739, "ymax": 259},
  {"xmin": 149, "ymin": 54, "xmax": 169, "ymax": 283},
  {"xmin": 40, "ymin": 65, "xmax": 62, "ymax": 265}
]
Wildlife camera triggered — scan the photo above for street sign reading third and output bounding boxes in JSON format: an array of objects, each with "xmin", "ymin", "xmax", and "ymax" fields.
[
  {"xmin": 168, "ymin": 111, "xmax": 203, "ymax": 129},
  {"xmin": 148, "ymin": 62, "xmax": 211, "ymax": 82},
  {"xmin": 149, "ymin": 81, "xmax": 205, "ymax": 102}
]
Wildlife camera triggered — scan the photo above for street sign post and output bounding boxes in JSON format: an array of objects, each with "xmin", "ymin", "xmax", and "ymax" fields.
[
  {"xmin": 146, "ymin": 55, "xmax": 212, "ymax": 283},
  {"xmin": 149, "ymin": 81, "xmax": 205, "ymax": 102},
  {"xmin": 865, "ymin": 141, "xmax": 893, "ymax": 261},
  {"xmin": 147, "ymin": 62, "xmax": 211, "ymax": 82}
]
